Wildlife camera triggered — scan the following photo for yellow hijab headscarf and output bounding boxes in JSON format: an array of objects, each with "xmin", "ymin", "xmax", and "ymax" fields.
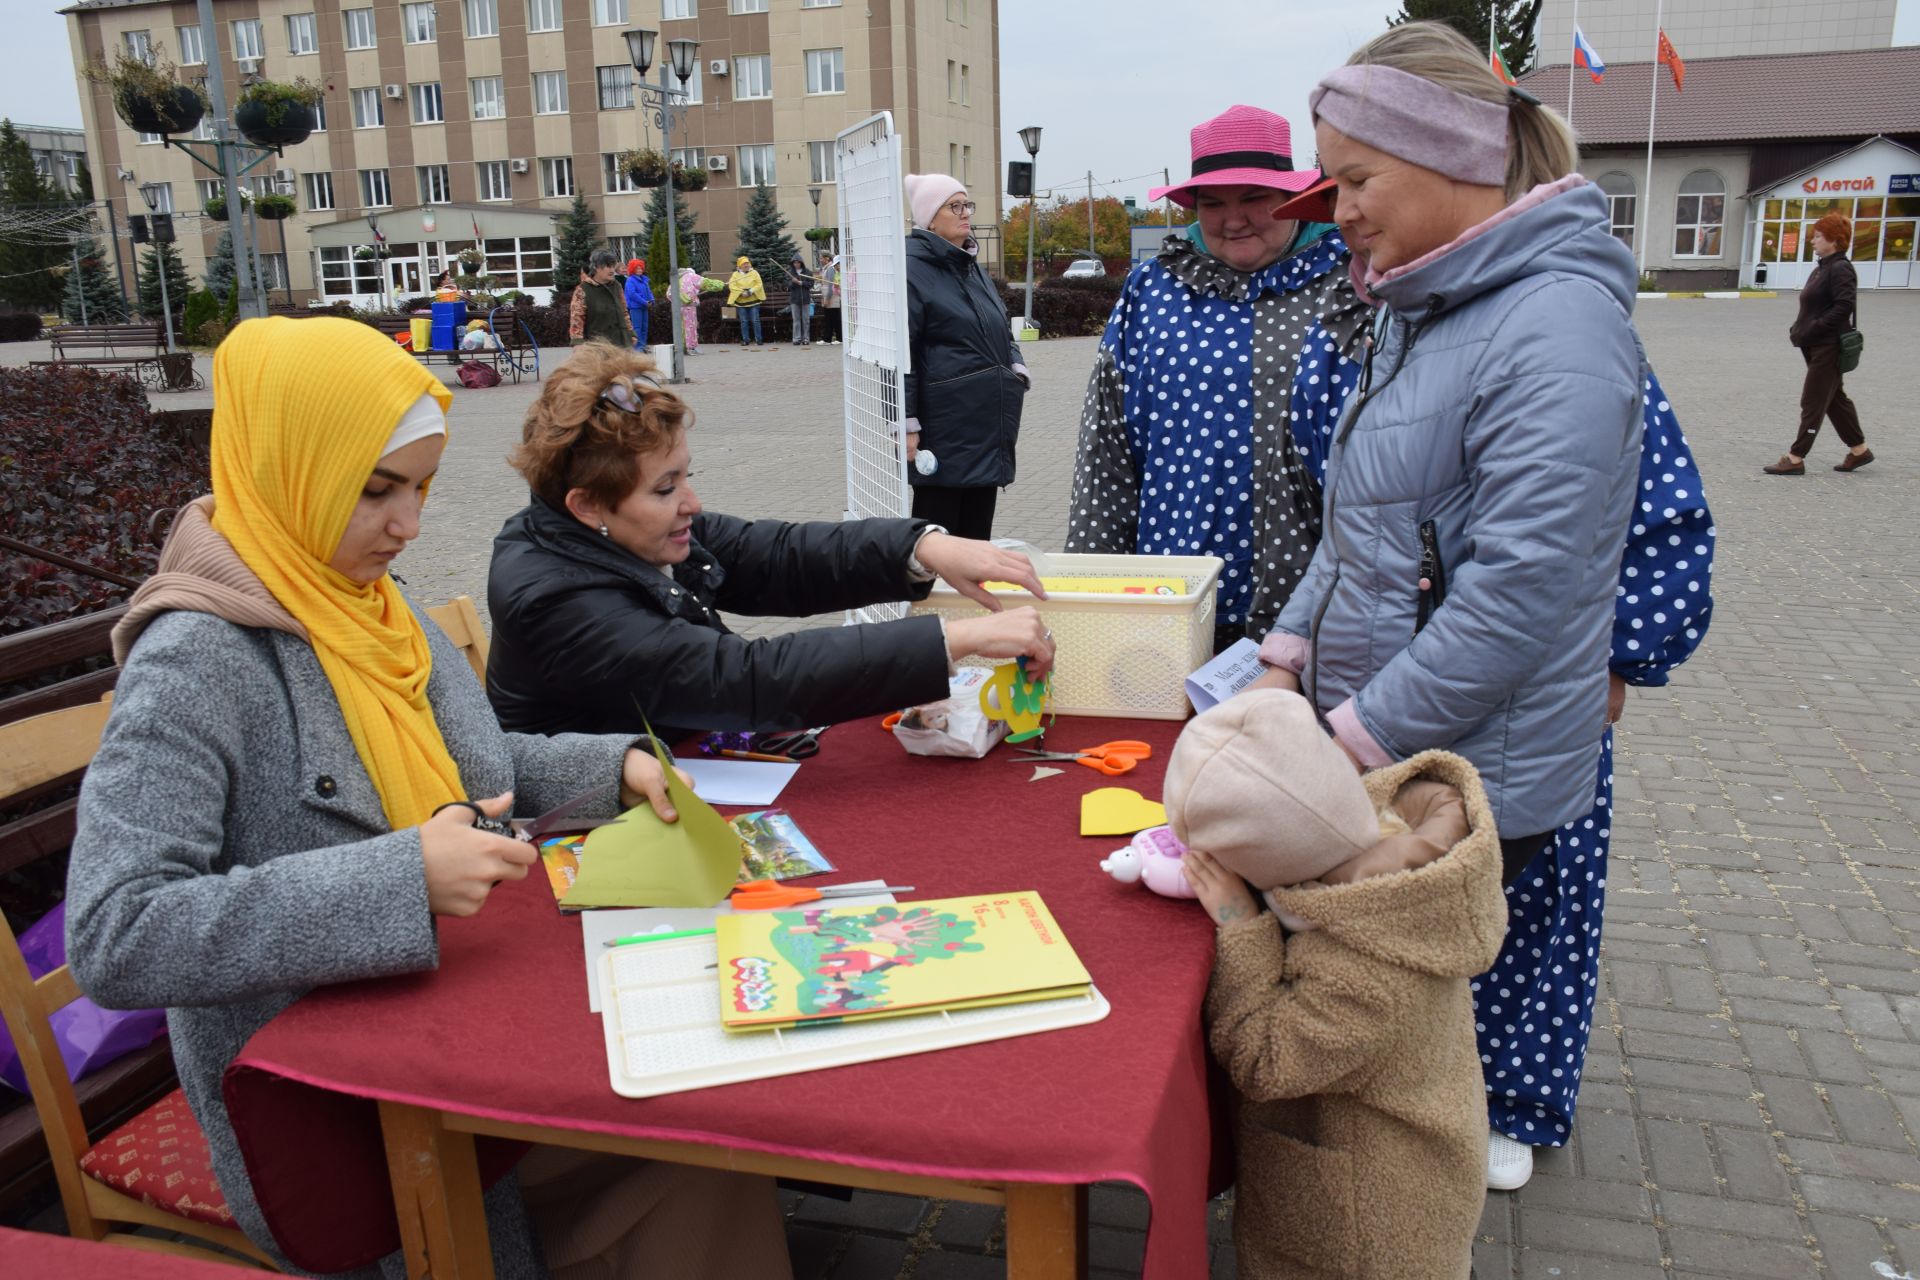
[{"xmin": 209, "ymin": 316, "xmax": 461, "ymax": 831}]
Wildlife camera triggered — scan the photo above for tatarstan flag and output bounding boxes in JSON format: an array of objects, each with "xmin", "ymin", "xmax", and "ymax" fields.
[{"xmin": 1490, "ymin": 42, "xmax": 1517, "ymax": 86}]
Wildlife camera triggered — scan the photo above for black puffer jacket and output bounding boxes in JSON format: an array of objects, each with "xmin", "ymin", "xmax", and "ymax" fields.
[
  {"xmin": 1790, "ymin": 252, "xmax": 1857, "ymax": 348},
  {"xmin": 486, "ymin": 498, "xmax": 952, "ymax": 739},
  {"xmin": 904, "ymin": 228, "xmax": 1027, "ymax": 489}
]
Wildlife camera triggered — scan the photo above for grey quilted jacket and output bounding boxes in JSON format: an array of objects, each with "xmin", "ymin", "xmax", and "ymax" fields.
[
  {"xmin": 65, "ymin": 607, "xmax": 639, "ymax": 1276},
  {"xmin": 1271, "ymin": 178, "xmax": 1643, "ymax": 836}
]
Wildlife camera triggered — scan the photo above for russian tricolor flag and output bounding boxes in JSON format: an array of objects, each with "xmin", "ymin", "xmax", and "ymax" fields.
[{"xmin": 1573, "ymin": 27, "xmax": 1607, "ymax": 83}]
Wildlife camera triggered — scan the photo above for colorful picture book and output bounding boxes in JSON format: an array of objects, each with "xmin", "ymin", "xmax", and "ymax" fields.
[
  {"xmin": 541, "ymin": 809, "xmax": 831, "ymax": 907},
  {"xmin": 714, "ymin": 891, "xmax": 1091, "ymax": 1031}
]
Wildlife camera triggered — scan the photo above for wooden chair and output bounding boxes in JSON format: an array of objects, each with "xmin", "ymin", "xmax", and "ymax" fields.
[
  {"xmin": 424, "ymin": 595, "xmax": 490, "ymax": 683},
  {"xmin": 0, "ymin": 698, "xmax": 277, "ymax": 1269}
]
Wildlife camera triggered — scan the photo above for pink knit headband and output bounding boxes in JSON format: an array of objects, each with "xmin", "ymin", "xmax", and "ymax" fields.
[{"xmin": 1309, "ymin": 63, "xmax": 1509, "ymax": 187}]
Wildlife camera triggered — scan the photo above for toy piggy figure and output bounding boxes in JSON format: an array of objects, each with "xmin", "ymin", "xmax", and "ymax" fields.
[{"xmin": 1097, "ymin": 825, "xmax": 1198, "ymax": 899}]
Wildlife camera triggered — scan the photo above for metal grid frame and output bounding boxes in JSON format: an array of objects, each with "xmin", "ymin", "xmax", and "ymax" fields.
[{"xmin": 836, "ymin": 113, "xmax": 912, "ymax": 625}]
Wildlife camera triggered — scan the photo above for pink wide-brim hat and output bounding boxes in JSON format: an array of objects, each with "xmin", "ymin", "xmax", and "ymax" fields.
[{"xmin": 1148, "ymin": 104, "xmax": 1323, "ymax": 208}]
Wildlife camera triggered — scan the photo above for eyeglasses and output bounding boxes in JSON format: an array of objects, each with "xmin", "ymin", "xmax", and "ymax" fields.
[
  {"xmin": 597, "ymin": 376, "xmax": 660, "ymax": 414},
  {"xmin": 943, "ymin": 199, "xmax": 976, "ymax": 217}
]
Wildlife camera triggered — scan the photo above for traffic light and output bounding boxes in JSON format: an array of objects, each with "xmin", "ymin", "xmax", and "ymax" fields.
[
  {"xmin": 128, "ymin": 214, "xmax": 149, "ymax": 244},
  {"xmin": 150, "ymin": 214, "xmax": 176, "ymax": 244},
  {"xmin": 1007, "ymin": 161, "xmax": 1032, "ymax": 199}
]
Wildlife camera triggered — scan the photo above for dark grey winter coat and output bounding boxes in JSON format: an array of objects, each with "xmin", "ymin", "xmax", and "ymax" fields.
[
  {"xmin": 65, "ymin": 607, "xmax": 639, "ymax": 1275},
  {"xmin": 904, "ymin": 228, "xmax": 1027, "ymax": 489},
  {"xmin": 1271, "ymin": 177, "xmax": 1643, "ymax": 837}
]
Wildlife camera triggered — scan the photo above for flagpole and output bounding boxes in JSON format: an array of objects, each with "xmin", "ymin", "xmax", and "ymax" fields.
[
  {"xmin": 1489, "ymin": 0, "xmax": 1497, "ymax": 59},
  {"xmin": 1640, "ymin": 0, "xmax": 1663, "ymax": 274},
  {"xmin": 1567, "ymin": 0, "xmax": 1580, "ymax": 127}
]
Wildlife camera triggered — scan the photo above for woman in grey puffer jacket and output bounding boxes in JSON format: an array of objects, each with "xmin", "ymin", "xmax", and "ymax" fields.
[{"xmin": 1257, "ymin": 24, "xmax": 1644, "ymax": 883}]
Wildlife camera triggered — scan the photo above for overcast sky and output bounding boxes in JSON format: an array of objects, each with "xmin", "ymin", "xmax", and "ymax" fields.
[{"xmin": 5, "ymin": 0, "xmax": 1916, "ymax": 210}]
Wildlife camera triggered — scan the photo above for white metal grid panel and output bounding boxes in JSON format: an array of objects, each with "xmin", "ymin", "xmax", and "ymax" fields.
[{"xmin": 836, "ymin": 113, "xmax": 911, "ymax": 625}]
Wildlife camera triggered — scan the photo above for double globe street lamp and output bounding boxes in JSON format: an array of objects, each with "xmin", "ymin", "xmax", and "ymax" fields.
[{"xmin": 622, "ymin": 28, "xmax": 700, "ymax": 384}]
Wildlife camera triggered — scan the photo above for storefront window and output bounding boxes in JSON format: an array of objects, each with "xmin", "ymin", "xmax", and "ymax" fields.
[
  {"xmin": 1597, "ymin": 172, "xmax": 1635, "ymax": 248},
  {"xmin": 1885, "ymin": 222, "xmax": 1915, "ymax": 263},
  {"xmin": 1852, "ymin": 221, "xmax": 1881, "ymax": 260},
  {"xmin": 1673, "ymin": 170, "xmax": 1725, "ymax": 258}
]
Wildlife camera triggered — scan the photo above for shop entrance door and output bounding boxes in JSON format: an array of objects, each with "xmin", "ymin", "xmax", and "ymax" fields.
[
  {"xmin": 388, "ymin": 256, "xmax": 426, "ymax": 298},
  {"xmin": 1881, "ymin": 221, "xmax": 1915, "ymax": 287}
]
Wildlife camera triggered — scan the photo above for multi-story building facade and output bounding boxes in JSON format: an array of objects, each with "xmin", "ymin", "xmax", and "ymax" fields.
[
  {"xmin": 64, "ymin": 0, "xmax": 1000, "ymax": 306},
  {"xmin": 1537, "ymin": 0, "xmax": 1897, "ymax": 64},
  {"xmin": 16, "ymin": 123, "xmax": 91, "ymax": 194}
]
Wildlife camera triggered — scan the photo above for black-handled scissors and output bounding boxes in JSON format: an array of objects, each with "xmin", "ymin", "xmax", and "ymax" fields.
[
  {"xmin": 749, "ymin": 725, "xmax": 830, "ymax": 760},
  {"xmin": 431, "ymin": 783, "xmax": 625, "ymax": 842}
]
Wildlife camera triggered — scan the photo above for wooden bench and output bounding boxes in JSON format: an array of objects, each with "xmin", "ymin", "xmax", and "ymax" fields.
[{"xmin": 31, "ymin": 324, "xmax": 166, "ymax": 377}]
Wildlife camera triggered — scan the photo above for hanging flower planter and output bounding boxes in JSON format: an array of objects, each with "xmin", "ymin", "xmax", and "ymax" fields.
[
  {"xmin": 457, "ymin": 247, "xmax": 486, "ymax": 270},
  {"xmin": 204, "ymin": 196, "xmax": 230, "ymax": 222},
  {"xmin": 235, "ymin": 78, "xmax": 323, "ymax": 148},
  {"xmin": 354, "ymin": 245, "xmax": 389, "ymax": 262},
  {"xmin": 618, "ymin": 147, "xmax": 668, "ymax": 188},
  {"xmin": 87, "ymin": 46, "xmax": 206, "ymax": 135},
  {"xmin": 253, "ymin": 193, "xmax": 296, "ymax": 221},
  {"xmin": 672, "ymin": 164, "xmax": 709, "ymax": 192}
]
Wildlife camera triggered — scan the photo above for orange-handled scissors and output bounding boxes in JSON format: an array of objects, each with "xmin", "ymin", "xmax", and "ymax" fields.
[
  {"xmin": 729, "ymin": 880, "xmax": 917, "ymax": 911},
  {"xmin": 1010, "ymin": 740, "xmax": 1153, "ymax": 776}
]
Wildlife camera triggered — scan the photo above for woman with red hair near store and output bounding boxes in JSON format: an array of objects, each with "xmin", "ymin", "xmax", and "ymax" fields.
[{"xmin": 1763, "ymin": 211, "xmax": 1874, "ymax": 474}]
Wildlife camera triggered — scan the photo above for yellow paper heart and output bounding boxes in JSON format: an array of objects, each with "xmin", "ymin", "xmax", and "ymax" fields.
[{"xmin": 1080, "ymin": 787, "xmax": 1167, "ymax": 837}]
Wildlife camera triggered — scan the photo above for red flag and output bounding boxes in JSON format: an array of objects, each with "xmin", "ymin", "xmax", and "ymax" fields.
[
  {"xmin": 1657, "ymin": 29, "xmax": 1686, "ymax": 92},
  {"xmin": 472, "ymin": 213, "xmax": 485, "ymax": 245}
]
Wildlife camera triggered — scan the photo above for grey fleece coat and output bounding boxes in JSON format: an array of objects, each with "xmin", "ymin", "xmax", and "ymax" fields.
[
  {"xmin": 64, "ymin": 607, "xmax": 638, "ymax": 1276},
  {"xmin": 1270, "ymin": 177, "xmax": 1644, "ymax": 836}
]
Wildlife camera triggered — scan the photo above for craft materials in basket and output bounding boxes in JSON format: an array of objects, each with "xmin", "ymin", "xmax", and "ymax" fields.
[
  {"xmin": 714, "ymin": 891, "xmax": 1091, "ymax": 1031},
  {"xmin": 1098, "ymin": 825, "xmax": 1198, "ymax": 899},
  {"xmin": 978, "ymin": 657, "xmax": 1051, "ymax": 744},
  {"xmin": 884, "ymin": 668, "xmax": 1007, "ymax": 758},
  {"xmin": 1080, "ymin": 787, "xmax": 1168, "ymax": 837}
]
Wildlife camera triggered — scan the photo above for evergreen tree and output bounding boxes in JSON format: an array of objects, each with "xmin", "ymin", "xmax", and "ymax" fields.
[
  {"xmin": 72, "ymin": 155, "xmax": 93, "ymax": 204},
  {"xmin": 641, "ymin": 182, "xmax": 696, "ymax": 294},
  {"xmin": 0, "ymin": 118, "xmax": 66, "ymax": 311},
  {"xmin": 645, "ymin": 217, "xmax": 690, "ymax": 297},
  {"xmin": 1389, "ymin": 0, "xmax": 1542, "ymax": 77},
  {"xmin": 553, "ymin": 193, "xmax": 600, "ymax": 302},
  {"xmin": 733, "ymin": 183, "xmax": 798, "ymax": 286},
  {"xmin": 203, "ymin": 227, "xmax": 236, "ymax": 295},
  {"xmin": 136, "ymin": 239, "xmax": 191, "ymax": 321},
  {"xmin": 61, "ymin": 235, "xmax": 129, "ymax": 323}
]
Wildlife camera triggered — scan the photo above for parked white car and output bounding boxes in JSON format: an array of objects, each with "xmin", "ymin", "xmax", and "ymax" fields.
[{"xmin": 1061, "ymin": 258, "xmax": 1105, "ymax": 280}]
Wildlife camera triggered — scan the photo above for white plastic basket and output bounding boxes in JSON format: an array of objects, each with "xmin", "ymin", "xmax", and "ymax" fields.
[{"xmin": 911, "ymin": 553, "xmax": 1222, "ymax": 721}]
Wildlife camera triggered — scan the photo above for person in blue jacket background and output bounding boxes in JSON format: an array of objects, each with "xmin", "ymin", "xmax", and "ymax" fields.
[{"xmin": 623, "ymin": 257, "xmax": 652, "ymax": 349}]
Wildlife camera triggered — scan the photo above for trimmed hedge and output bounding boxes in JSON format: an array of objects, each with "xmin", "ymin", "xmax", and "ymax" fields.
[
  {"xmin": 995, "ymin": 274, "xmax": 1124, "ymax": 338},
  {"xmin": 0, "ymin": 310, "xmax": 44, "ymax": 342}
]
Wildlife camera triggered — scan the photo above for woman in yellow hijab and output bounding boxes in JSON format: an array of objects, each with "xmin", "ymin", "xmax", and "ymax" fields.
[{"xmin": 65, "ymin": 316, "xmax": 792, "ymax": 1275}]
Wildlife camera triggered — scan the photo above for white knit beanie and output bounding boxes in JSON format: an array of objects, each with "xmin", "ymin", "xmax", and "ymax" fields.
[{"xmin": 905, "ymin": 173, "xmax": 967, "ymax": 230}]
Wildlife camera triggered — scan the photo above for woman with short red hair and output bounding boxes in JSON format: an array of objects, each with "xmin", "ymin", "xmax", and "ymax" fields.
[{"xmin": 1763, "ymin": 211, "xmax": 1873, "ymax": 474}]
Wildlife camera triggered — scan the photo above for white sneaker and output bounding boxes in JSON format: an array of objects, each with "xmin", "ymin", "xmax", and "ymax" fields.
[{"xmin": 1487, "ymin": 1129, "xmax": 1533, "ymax": 1191}]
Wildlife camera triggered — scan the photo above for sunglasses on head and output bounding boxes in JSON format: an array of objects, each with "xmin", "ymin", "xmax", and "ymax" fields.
[{"xmin": 597, "ymin": 376, "xmax": 660, "ymax": 414}]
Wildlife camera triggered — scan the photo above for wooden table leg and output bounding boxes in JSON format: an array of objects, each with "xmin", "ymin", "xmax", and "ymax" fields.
[
  {"xmin": 377, "ymin": 1101, "xmax": 496, "ymax": 1280},
  {"xmin": 1004, "ymin": 1183, "xmax": 1088, "ymax": 1280}
]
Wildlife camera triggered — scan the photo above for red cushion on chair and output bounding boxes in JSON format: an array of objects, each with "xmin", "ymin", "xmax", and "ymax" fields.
[{"xmin": 79, "ymin": 1087, "xmax": 238, "ymax": 1229}]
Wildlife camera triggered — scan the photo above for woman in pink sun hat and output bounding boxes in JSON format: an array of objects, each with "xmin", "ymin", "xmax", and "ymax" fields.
[{"xmin": 1069, "ymin": 105, "xmax": 1368, "ymax": 650}]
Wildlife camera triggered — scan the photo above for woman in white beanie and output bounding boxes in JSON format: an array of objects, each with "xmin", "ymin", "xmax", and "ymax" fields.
[{"xmin": 901, "ymin": 173, "xmax": 1030, "ymax": 540}]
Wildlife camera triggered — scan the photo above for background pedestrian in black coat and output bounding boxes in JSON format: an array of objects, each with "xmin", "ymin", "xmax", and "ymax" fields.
[{"xmin": 1764, "ymin": 211, "xmax": 1873, "ymax": 475}]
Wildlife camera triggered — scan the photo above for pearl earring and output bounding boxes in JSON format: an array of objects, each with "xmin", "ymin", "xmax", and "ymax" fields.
[{"xmin": 598, "ymin": 523, "xmax": 610, "ymax": 537}]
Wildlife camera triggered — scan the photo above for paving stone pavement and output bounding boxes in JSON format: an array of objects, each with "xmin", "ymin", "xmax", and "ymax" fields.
[{"xmin": 10, "ymin": 291, "xmax": 1918, "ymax": 1276}]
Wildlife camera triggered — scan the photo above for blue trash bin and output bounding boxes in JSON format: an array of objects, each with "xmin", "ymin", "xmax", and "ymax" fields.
[{"xmin": 430, "ymin": 301, "xmax": 468, "ymax": 352}]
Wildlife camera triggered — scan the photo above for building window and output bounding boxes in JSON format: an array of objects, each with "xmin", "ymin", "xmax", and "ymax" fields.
[
  {"xmin": 478, "ymin": 160, "xmax": 512, "ymax": 201},
  {"xmin": 320, "ymin": 245, "xmax": 383, "ymax": 298},
  {"xmin": 1673, "ymin": 169, "xmax": 1725, "ymax": 258},
  {"xmin": 738, "ymin": 144, "xmax": 774, "ymax": 186},
  {"xmin": 593, "ymin": 0, "xmax": 628, "ymax": 24},
  {"xmin": 960, "ymin": 64, "xmax": 970, "ymax": 105},
  {"xmin": 403, "ymin": 3, "xmax": 437, "ymax": 43},
  {"xmin": 662, "ymin": 0, "xmax": 695, "ymax": 16},
  {"xmin": 412, "ymin": 83, "xmax": 444, "ymax": 123},
  {"xmin": 466, "ymin": 0, "xmax": 499, "ymax": 37},
  {"xmin": 671, "ymin": 58, "xmax": 703, "ymax": 103},
  {"xmin": 534, "ymin": 71, "xmax": 568, "ymax": 114},
  {"xmin": 418, "ymin": 165, "xmax": 452, "ymax": 204},
  {"xmin": 307, "ymin": 172, "xmax": 335, "ymax": 210},
  {"xmin": 232, "ymin": 19, "xmax": 264, "ymax": 61},
  {"xmin": 804, "ymin": 49, "xmax": 843, "ymax": 95},
  {"xmin": 604, "ymin": 154, "xmax": 640, "ymax": 194},
  {"xmin": 259, "ymin": 253, "xmax": 288, "ymax": 291},
  {"xmin": 344, "ymin": 8, "xmax": 377, "ymax": 50},
  {"xmin": 287, "ymin": 14, "xmax": 318, "ymax": 55},
  {"xmin": 144, "ymin": 182, "xmax": 174, "ymax": 213},
  {"xmin": 808, "ymin": 141, "xmax": 834, "ymax": 184},
  {"xmin": 961, "ymin": 144, "xmax": 971, "ymax": 185},
  {"xmin": 946, "ymin": 60, "xmax": 956, "ymax": 101},
  {"xmin": 597, "ymin": 65, "xmax": 633, "ymax": 109},
  {"xmin": 310, "ymin": 98, "xmax": 327, "ymax": 131},
  {"xmin": 1596, "ymin": 172, "xmax": 1635, "ymax": 249},
  {"xmin": 540, "ymin": 156, "xmax": 575, "ymax": 197},
  {"xmin": 729, "ymin": 0, "xmax": 768, "ymax": 11},
  {"xmin": 733, "ymin": 55, "xmax": 770, "ymax": 100},
  {"xmin": 471, "ymin": 76, "xmax": 505, "ymax": 119},
  {"xmin": 189, "ymin": 114, "xmax": 218, "ymax": 142},
  {"xmin": 947, "ymin": 0, "xmax": 967, "ymax": 22},
  {"xmin": 801, "ymin": 0, "xmax": 840, "ymax": 7},
  {"xmin": 528, "ymin": 0, "xmax": 563, "ymax": 32},
  {"xmin": 177, "ymin": 24, "xmax": 205, "ymax": 64},
  {"xmin": 351, "ymin": 88, "xmax": 384, "ymax": 129},
  {"xmin": 948, "ymin": 143, "xmax": 958, "ymax": 176},
  {"xmin": 360, "ymin": 169, "xmax": 392, "ymax": 208},
  {"xmin": 137, "ymin": 131, "xmax": 163, "ymax": 145},
  {"xmin": 196, "ymin": 178, "xmax": 221, "ymax": 206},
  {"xmin": 124, "ymin": 30, "xmax": 153, "ymax": 64},
  {"xmin": 670, "ymin": 146, "xmax": 706, "ymax": 171}
]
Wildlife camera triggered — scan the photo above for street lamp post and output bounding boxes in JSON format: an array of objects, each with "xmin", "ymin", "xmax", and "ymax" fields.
[
  {"xmin": 808, "ymin": 184, "xmax": 823, "ymax": 257},
  {"xmin": 624, "ymin": 28, "xmax": 700, "ymax": 385},
  {"xmin": 1018, "ymin": 126, "xmax": 1042, "ymax": 332},
  {"xmin": 137, "ymin": 183, "xmax": 177, "ymax": 352}
]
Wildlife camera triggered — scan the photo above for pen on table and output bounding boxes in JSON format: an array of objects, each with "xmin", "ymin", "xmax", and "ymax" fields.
[
  {"xmin": 603, "ymin": 927, "xmax": 717, "ymax": 949},
  {"xmin": 716, "ymin": 749, "xmax": 799, "ymax": 764}
]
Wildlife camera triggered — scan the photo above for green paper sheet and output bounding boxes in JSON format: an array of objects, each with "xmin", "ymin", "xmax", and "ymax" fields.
[{"xmin": 561, "ymin": 738, "xmax": 745, "ymax": 909}]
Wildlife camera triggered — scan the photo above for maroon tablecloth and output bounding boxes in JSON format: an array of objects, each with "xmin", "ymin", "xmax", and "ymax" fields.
[
  {"xmin": 0, "ymin": 1226, "xmax": 247, "ymax": 1278},
  {"xmin": 225, "ymin": 714, "xmax": 1227, "ymax": 1276}
]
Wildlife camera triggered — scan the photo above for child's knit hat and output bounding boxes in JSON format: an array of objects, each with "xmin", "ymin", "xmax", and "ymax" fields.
[{"xmin": 1166, "ymin": 689, "xmax": 1379, "ymax": 889}]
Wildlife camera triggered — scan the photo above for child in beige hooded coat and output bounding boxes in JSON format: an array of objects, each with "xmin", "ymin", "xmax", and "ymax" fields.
[{"xmin": 1167, "ymin": 689, "xmax": 1508, "ymax": 1279}]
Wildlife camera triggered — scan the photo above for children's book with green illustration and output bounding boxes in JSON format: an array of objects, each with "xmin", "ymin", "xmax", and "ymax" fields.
[{"xmin": 714, "ymin": 891, "xmax": 1090, "ymax": 1031}]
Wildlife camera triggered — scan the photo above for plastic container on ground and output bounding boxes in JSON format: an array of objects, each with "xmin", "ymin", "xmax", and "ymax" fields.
[
  {"xmin": 910, "ymin": 552, "xmax": 1222, "ymax": 721},
  {"xmin": 408, "ymin": 316, "xmax": 432, "ymax": 351},
  {"xmin": 649, "ymin": 343, "xmax": 674, "ymax": 371}
]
